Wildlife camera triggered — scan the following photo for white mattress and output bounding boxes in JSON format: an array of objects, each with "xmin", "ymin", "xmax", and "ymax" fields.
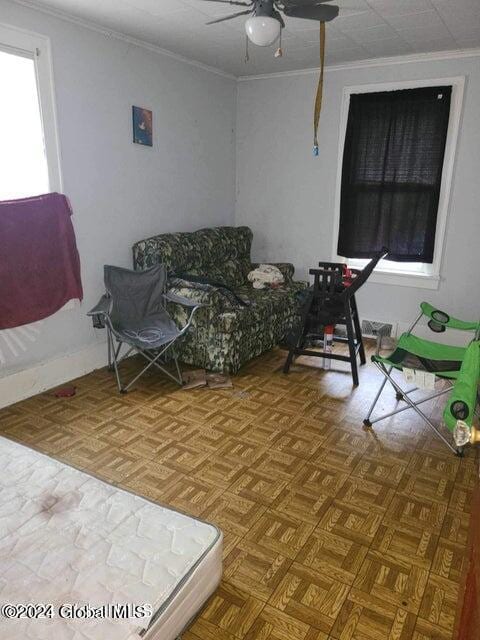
[{"xmin": 0, "ymin": 436, "xmax": 222, "ymax": 640}]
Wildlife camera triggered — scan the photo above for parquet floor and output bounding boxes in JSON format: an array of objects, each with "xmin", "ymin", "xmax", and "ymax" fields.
[{"xmin": 0, "ymin": 346, "xmax": 478, "ymax": 640}]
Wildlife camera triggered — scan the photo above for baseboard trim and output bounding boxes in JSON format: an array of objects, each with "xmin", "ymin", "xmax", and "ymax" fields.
[
  {"xmin": 0, "ymin": 322, "xmax": 470, "ymax": 409},
  {"xmin": 0, "ymin": 341, "xmax": 106, "ymax": 409}
]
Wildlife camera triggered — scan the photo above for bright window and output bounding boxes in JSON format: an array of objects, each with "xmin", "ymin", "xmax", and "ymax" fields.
[
  {"xmin": 0, "ymin": 49, "xmax": 49, "ymax": 200},
  {"xmin": 0, "ymin": 23, "xmax": 61, "ymax": 201}
]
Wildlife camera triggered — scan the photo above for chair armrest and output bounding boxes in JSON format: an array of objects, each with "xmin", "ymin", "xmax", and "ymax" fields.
[
  {"xmin": 421, "ymin": 301, "xmax": 480, "ymax": 332},
  {"xmin": 251, "ymin": 262, "xmax": 295, "ymax": 282},
  {"xmin": 164, "ymin": 292, "xmax": 205, "ymax": 308},
  {"xmin": 87, "ymin": 294, "xmax": 111, "ymax": 317}
]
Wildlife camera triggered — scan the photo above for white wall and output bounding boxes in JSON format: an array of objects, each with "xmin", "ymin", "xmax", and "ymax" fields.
[
  {"xmin": 0, "ymin": 1, "xmax": 236, "ymax": 391},
  {"xmin": 236, "ymin": 54, "xmax": 480, "ymax": 332}
]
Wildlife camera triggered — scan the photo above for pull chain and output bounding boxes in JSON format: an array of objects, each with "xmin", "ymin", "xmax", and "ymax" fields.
[
  {"xmin": 313, "ymin": 21, "xmax": 326, "ymax": 156},
  {"xmin": 275, "ymin": 28, "xmax": 283, "ymax": 58}
]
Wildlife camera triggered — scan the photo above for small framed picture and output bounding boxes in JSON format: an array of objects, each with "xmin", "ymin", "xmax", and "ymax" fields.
[{"xmin": 132, "ymin": 106, "xmax": 152, "ymax": 146}]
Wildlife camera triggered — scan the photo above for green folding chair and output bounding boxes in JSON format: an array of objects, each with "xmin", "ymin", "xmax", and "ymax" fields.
[{"xmin": 363, "ymin": 302, "xmax": 480, "ymax": 455}]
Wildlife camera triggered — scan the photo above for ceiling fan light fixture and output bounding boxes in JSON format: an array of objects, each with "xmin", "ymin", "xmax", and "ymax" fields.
[{"xmin": 245, "ymin": 16, "xmax": 281, "ymax": 47}]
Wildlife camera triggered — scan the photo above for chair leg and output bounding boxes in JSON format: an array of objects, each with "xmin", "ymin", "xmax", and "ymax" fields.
[
  {"xmin": 107, "ymin": 330, "xmax": 113, "ymax": 371},
  {"xmin": 351, "ymin": 296, "xmax": 366, "ymax": 365},
  {"xmin": 363, "ymin": 365, "xmax": 391, "ymax": 426},
  {"xmin": 284, "ymin": 295, "xmax": 313, "ymax": 374},
  {"xmin": 372, "ymin": 362, "xmax": 457, "ymax": 454},
  {"xmin": 345, "ymin": 306, "xmax": 359, "ymax": 386},
  {"xmin": 123, "ymin": 344, "xmax": 184, "ymax": 391},
  {"xmin": 283, "ymin": 321, "xmax": 309, "ymax": 373},
  {"xmin": 110, "ymin": 338, "xmax": 125, "ymax": 393},
  {"xmin": 283, "ymin": 346, "xmax": 295, "ymax": 373},
  {"xmin": 174, "ymin": 357, "xmax": 183, "ymax": 385}
]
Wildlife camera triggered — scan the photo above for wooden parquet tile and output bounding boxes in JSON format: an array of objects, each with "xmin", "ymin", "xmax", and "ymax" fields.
[
  {"xmin": 203, "ymin": 491, "xmax": 266, "ymax": 537},
  {"xmin": 256, "ymin": 449, "xmax": 306, "ymax": 479},
  {"xmin": 431, "ymin": 538, "xmax": 466, "ymax": 583},
  {"xmin": 335, "ymin": 477, "xmax": 396, "ymax": 513},
  {"xmin": 161, "ymin": 475, "xmax": 224, "ymax": 517},
  {"xmin": 245, "ymin": 509, "xmax": 315, "ymax": 559},
  {"xmin": 417, "ymin": 574, "xmax": 459, "ymax": 636},
  {"xmin": 271, "ymin": 486, "xmax": 332, "ymax": 524},
  {"xmin": 440, "ymin": 509, "xmax": 471, "ymax": 545},
  {"xmin": 197, "ymin": 582, "xmax": 264, "ymax": 637},
  {"xmin": 270, "ymin": 562, "xmax": 350, "ymax": 632},
  {"xmin": 293, "ymin": 464, "xmax": 348, "ymax": 497},
  {"xmin": 383, "ymin": 494, "xmax": 448, "ymax": 534},
  {"xmin": 312, "ymin": 447, "xmax": 363, "ymax": 473},
  {"xmin": 122, "ymin": 461, "xmax": 184, "ymax": 499},
  {"xmin": 331, "ymin": 589, "xmax": 417, "ymax": 639},
  {"xmin": 296, "ymin": 529, "xmax": 369, "ymax": 586},
  {"xmin": 351, "ymin": 454, "xmax": 407, "ymax": 487},
  {"xmin": 229, "ymin": 468, "xmax": 289, "ymax": 505},
  {"xmin": 316, "ymin": 500, "xmax": 383, "ymax": 546},
  {"xmin": 371, "ymin": 523, "xmax": 438, "ymax": 570},
  {"xmin": 241, "ymin": 420, "xmax": 284, "ymax": 447},
  {"xmin": 0, "ymin": 345, "xmax": 477, "ymax": 639},
  {"xmin": 397, "ymin": 472, "xmax": 454, "ymax": 506},
  {"xmin": 245, "ymin": 604, "xmax": 330, "ymax": 640},
  {"xmin": 224, "ymin": 540, "xmax": 291, "ymax": 601},
  {"xmin": 406, "ymin": 452, "xmax": 460, "ymax": 481},
  {"xmin": 352, "ymin": 550, "xmax": 429, "ymax": 614}
]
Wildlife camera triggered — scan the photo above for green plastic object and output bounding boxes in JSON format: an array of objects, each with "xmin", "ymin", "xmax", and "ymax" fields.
[{"xmin": 443, "ymin": 340, "xmax": 480, "ymax": 432}]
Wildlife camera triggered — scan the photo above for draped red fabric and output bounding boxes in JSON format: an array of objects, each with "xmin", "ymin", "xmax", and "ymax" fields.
[
  {"xmin": 0, "ymin": 192, "xmax": 83, "ymax": 329},
  {"xmin": 455, "ymin": 469, "xmax": 480, "ymax": 640}
]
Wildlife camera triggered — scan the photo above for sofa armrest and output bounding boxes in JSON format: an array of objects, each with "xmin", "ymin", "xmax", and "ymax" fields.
[{"xmin": 251, "ymin": 262, "xmax": 295, "ymax": 283}]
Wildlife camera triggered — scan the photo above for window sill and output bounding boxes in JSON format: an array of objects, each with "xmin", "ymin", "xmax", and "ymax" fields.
[{"xmin": 365, "ymin": 270, "xmax": 440, "ymax": 290}]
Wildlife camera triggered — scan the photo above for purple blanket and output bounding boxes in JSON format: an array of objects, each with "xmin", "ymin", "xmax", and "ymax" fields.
[{"xmin": 0, "ymin": 192, "xmax": 83, "ymax": 329}]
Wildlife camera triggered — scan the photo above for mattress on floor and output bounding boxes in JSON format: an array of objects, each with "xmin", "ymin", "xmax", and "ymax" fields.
[{"xmin": 0, "ymin": 436, "xmax": 222, "ymax": 640}]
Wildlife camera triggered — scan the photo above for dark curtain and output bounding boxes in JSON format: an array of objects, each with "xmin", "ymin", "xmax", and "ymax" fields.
[{"xmin": 337, "ymin": 86, "xmax": 452, "ymax": 263}]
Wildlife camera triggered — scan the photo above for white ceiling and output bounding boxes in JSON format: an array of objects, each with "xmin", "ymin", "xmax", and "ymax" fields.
[{"xmin": 19, "ymin": 0, "xmax": 480, "ymax": 76}]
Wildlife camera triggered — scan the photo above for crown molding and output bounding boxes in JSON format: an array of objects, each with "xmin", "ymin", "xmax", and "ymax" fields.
[
  {"xmin": 7, "ymin": 0, "xmax": 480, "ymax": 83},
  {"xmin": 9, "ymin": 0, "xmax": 237, "ymax": 80},
  {"xmin": 238, "ymin": 47, "xmax": 480, "ymax": 81}
]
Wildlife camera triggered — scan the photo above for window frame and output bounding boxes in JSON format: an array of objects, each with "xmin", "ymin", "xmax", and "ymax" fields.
[
  {"xmin": 331, "ymin": 76, "xmax": 465, "ymax": 291},
  {"xmin": 0, "ymin": 22, "xmax": 62, "ymax": 195}
]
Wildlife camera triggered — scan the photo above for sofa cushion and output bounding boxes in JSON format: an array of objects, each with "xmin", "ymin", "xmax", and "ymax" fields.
[
  {"xmin": 133, "ymin": 226, "xmax": 253, "ymax": 289},
  {"xmin": 216, "ymin": 283, "xmax": 306, "ymax": 333}
]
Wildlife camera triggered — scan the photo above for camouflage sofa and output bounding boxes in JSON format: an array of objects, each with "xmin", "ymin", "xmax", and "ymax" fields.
[{"xmin": 132, "ymin": 226, "xmax": 306, "ymax": 373}]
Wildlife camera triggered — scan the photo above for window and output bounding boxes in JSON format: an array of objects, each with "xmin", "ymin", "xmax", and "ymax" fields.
[
  {"xmin": 332, "ymin": 77, "xmax": 464, "ymax": 290},
  {"xmin": 0, "ymin": 23, "xmax": 61, "ymax": 200}
]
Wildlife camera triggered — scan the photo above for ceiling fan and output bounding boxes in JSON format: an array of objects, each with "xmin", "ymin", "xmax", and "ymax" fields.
[{"xmin": 200, "ymin": 0, "xmax": 339, "ymax": 47}]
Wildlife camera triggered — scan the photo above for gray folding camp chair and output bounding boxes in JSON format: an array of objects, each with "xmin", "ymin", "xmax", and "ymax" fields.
[{"xmin": 88, "ymin": 264, "xmax": 203, "ymax": 393}]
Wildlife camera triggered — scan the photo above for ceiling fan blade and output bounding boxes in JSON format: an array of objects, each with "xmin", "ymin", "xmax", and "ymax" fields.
[
  {"xmin": 200, "ymin": 0, "xmax": 252, "ymax": 5},
  {"xmin": 280, "ymin": 0, "xmax": 334, "ymax": 6},
  {"xmin": 283, "ymin": 4, "xmax": 339, "ymax": 21},
  {"xmin": 206, "ymin": 8, "xmax": 253, "ymax": 24}
]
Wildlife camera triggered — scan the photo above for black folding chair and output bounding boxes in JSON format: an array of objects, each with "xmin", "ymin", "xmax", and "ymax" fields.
[
  {"xmin": 88, "ymin": 264, "xmax": 203, "ymax": 393},
  {"xmin": 283, "ymin": 249, "xmax": 388, "ymax": 385}
]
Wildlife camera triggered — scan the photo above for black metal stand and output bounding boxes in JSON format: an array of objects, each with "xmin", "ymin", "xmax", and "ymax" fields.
[
  {"xmin": 283, "ymin": 250, "xmax": 388, "ymax": 386},
  {"xmin": 283, "ymin": 280, "xmax": 365, "ymax": 385}
]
